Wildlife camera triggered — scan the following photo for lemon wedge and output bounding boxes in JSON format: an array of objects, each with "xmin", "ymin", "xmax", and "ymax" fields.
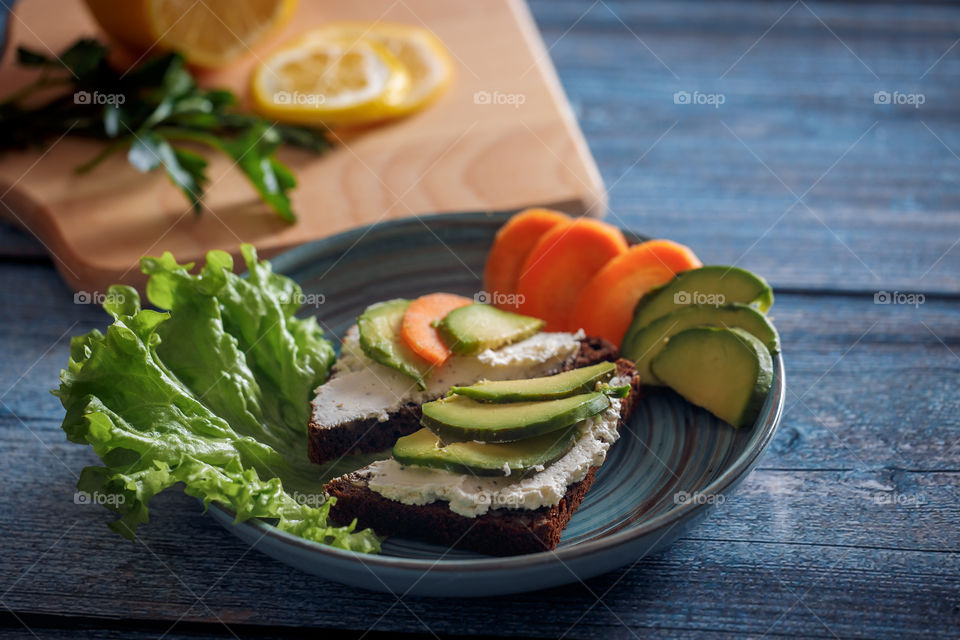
[
  {"xmin": 250, "ymin": 22, "xmax": 453, "ymax": 126},
  {"xmin": 251, "ymin": 34, "xmax": 411, "ymax": 127},
  {"xmin": 307, "ymin": 22, "xmax": 454, "ymax": 117},
  {"xmin": 84, "ymin": 0, "xmax": 297, "ymax": 68}
]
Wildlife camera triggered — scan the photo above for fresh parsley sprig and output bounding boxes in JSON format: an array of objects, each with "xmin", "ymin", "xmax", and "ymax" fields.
[{"xmin": 0, "ymin": 39, "xmax": 331, "ymax": 222}]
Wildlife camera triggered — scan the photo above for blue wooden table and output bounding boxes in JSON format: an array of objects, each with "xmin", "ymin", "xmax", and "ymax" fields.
[{"xmin": 2, "ymin": 1, "xmax": 959, "ymax": 638}]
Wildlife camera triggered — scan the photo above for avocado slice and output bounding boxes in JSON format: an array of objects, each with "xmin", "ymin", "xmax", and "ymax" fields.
[
  {"xmin": 357, "ymin": 299, "xmax": 430, "ymax": 389},
  {"xmin": 421, "ymin": 391, "xmax": 610, "ymax": 443},
  {"xmin": 448, "ymin": 361, "xmax": 617, "ymax": 402},
  {"xmin": 624, "ymin": 303, "xmax": 780, "ymax": 385},
  {"xmin": 650, "ymin": 326, "xmax": 773, "ymax": 428},
  {"xmin": 436, "ymin": 304, "xmax": 544, "ymax": 355},
  {"xmin": 629, "ymin": 266, "xmax": 774, "ymax": 333},
  {"xmin": 393, "ymin": 426, "xmax": 581, "ymax": 476}
]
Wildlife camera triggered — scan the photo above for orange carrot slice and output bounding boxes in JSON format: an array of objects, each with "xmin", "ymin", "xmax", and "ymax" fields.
[
  {"xmin": 568, "ymin": 239, "xmax": 702, "ymax": 346},
  {"xmin": 401, "ymin": 293, "xmax": 473, "ymax": 367},
  {"xmin": 483, "ymin": 208, "xmax": 570, "ymax": 311},
  {"xmin": 515, "ymin": 218, "xmax": 628, "ymax": 331}
]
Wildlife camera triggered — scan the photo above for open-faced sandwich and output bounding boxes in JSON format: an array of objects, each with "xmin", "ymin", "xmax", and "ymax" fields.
[
  {"xmin": 308, "ymin": 292, "xmax": 640, "ymax": 554},
  {"xmin": 324, "ymin": 359, "xmax": 642, "ymax": 555}
]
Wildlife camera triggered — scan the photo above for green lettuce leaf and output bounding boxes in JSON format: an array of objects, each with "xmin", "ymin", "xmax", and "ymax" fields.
[{"xmin": 53, "ymin": 245, "xmax": 381, "ymax": 553}]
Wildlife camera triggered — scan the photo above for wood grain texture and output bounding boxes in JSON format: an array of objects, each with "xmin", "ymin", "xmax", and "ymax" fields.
[
  {"xmin": 0, "ymin": 0, "xmax": 605, "ymax": 293},
  {"xmin": 1, "ymin": 262, "xmax": 958, "ymax": 637},
  {"xmin": 2, "ymin": 1, "xmax": 958, "ymax": 294},
  {"xmin": 541, "ymin": 0, "xmax": 960, "ymax": 294},
  {"xmin": 1, "ymin": 1, "xmax": 959, "ymax": 638}
]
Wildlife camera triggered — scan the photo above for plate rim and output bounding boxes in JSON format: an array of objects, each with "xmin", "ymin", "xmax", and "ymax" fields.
[{"xmin": 213, "ymin": 211, "xmax": 786, "ymax": 572}]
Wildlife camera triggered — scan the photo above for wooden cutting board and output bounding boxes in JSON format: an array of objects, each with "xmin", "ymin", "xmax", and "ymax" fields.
[{"xmin": 0, "ymin": 0, "xmax": 605, "ymax": 292}]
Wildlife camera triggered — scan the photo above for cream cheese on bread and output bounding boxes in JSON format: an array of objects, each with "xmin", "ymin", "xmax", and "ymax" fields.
[
  {"xmin": 311, "ymin": 327, "xmax": 584, "ymax": 428},
  {"xmin": 364, "ymin": 394, "xmax": 623, "ymax": 517}
]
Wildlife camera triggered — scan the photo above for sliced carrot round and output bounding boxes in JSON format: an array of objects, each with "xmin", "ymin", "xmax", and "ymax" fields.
[
  {"xmin": 401, "ymin": 293, "xmax": 473, "ymax": 367},
  {"xmin": 515, "ymin": 218, "xmax": 628, "ymax": 331},
  {"xmin": 568, "ymin": 239, "xmax": 702, "ymax": 346},
  {"xmin": 483, "ymin": 208, "xmax": 570, "ymax": 311}
]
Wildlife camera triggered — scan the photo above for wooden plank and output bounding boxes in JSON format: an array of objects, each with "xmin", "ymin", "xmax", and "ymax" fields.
[
  {"xmin": 0, "ymin": 0, "xmax": 606, "ymax": 294},
  {"xmin": 2, "ymin": 419, "xmax": 957, "ymax": 555},
  {"xmin": 1, "ymin": 269, "xmax": 957, "ymax": 636},
  {"xmin": 0, "ymin": 481, "xmax": 956, "ymax": 638},
  {"xmin": 2, "ymin": 292, "xmax": 957, "ymax": 618},
  {"xmin": 531, "ymin": 0, "xmax": 960, "ymax": 293},
  {"xmin": 0, "ymin": 618, "xmax": 477, "ymax": 640},
  {"xmin": 1, "ymin": 1, "xmax": 959, "ymax": 294},
  {"xmin": 0, "ymin": 2, "xmax": 960, "ymax": 293},
  {"xmin": 0, "ymin": 224, "xmax": 46, "ymax": 259}
]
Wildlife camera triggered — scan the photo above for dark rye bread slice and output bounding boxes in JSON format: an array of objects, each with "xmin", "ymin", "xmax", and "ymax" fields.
[
  {"xmin": 308, "ymin": 336, "xmax": 619, "ymax": 465},
  {"xmin": 324, "ymin": 358, "xmax": 642, "ymax": 556}
]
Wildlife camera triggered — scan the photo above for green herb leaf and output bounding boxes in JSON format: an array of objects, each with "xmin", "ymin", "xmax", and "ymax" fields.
[
  {"xmin": 58, "ymin": 39, "xmax": 110, "ymax": 78},
  {"xmin": 0, "ymin": 39, "xmax": 331, "ymax": 222},
  {"xmin": 273, "ymin": 123, "xmax": 333, "ymax": 153},
  {"xmin": 217, "ymin": 124, "xmax": 297, "ymax": 222},
  {"xmin": 16, "ymin": 47, "xmax": 50, "ymax": 66},
  {"xmin": 129, "ymin": 132, "xmax": 208, "ymax": 212}
]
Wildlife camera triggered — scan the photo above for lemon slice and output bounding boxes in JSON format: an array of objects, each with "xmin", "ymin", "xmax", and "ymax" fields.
[
  {"xmin": 251, "ymin": 35, "xmax": 410, "ymax": 127},
  {"xmin": 307, "ymin": 22, "xmax": 454, "ymax": 117},
  {"xmin": 83, "ymin": 0, "xmax": 298, "ymax": 68}
]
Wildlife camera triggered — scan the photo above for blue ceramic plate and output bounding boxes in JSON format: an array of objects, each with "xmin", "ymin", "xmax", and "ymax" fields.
[{"xmin": 209, "ymin": 212, "xmax": 785, "ymax": 597}]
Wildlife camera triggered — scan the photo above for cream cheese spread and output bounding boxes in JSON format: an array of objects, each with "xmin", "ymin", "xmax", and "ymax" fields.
[
  {"xmin": 364, "ymin": 393, "xmax": 624, "ymax": 518},
  {"xmin": 311, "ymin": 327, "xmax": 584, "ymax": 427}
]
